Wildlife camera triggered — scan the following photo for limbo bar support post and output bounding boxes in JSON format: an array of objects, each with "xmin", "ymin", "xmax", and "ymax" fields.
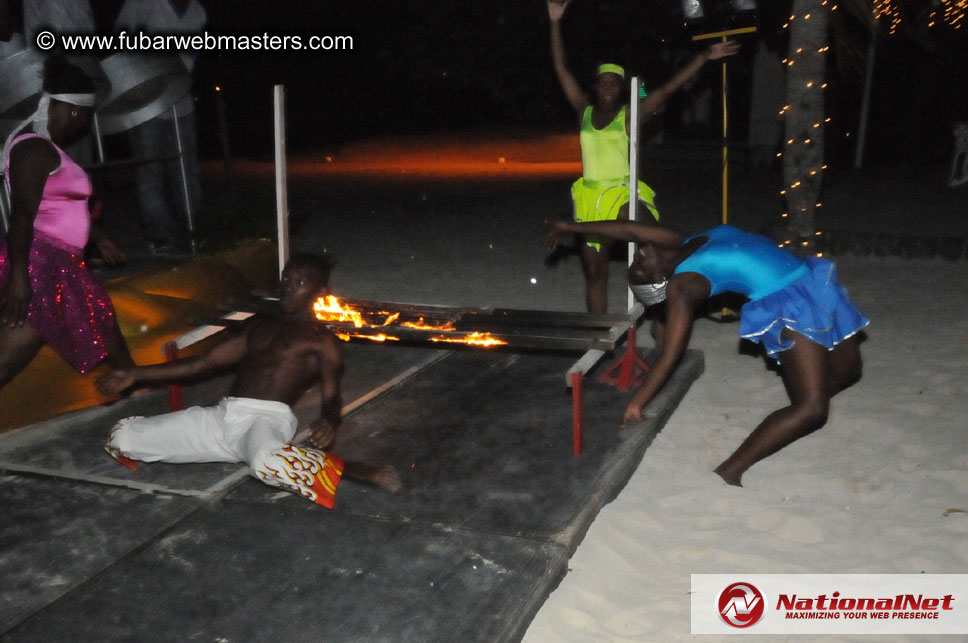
[
  {"xmin": 274, "ymin": 85, "xmax": 290, "ymax": 277},
  {"xmin": 628, "ymin": 75, "xmax": 640, "ymax": 313}
]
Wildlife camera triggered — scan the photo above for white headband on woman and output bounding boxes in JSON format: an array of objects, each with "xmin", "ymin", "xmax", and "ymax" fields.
[
  {"xmin": 1, "ymin": 91, "xmax": 97, "ymax": 169},
  {"xmin": 47, "ymin": 91, "xmax": 97, "ymax": 107},
  {"xmin": 630, "ymin": 280, "xmax": 668, "ymax": 306}
]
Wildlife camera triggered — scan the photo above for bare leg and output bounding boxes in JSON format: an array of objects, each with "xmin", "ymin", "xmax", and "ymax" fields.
[
  {"xmin": 714, "ymin": 330, "xmax": 833, "ymax": 486},
  {"xmin": 0, "ymin": 325, "xmax": 45, "ymax": 390},
  {"xmin": 343, "ymin": 460, "xmax": 401, "ymax": 493},
  {"xmin": 579, "ymin": 241, "xmax": 610, "ymax": 314},
  {"xmin": 826, "ymin": 334, "xmax": 862, "ymax": 396}
]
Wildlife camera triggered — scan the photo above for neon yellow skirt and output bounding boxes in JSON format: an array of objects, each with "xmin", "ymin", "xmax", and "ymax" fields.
[{"xmin": 571, "ymin": 178, "xmax": 660, "ymax": 249}]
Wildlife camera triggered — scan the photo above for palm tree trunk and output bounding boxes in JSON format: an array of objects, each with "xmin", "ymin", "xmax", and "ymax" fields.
[{"xmin": 783, "ymin": 0, "xmax": 829, "ymax": 246}]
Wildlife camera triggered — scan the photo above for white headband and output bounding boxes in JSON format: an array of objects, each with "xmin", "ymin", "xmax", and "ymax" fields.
[
  {"xmin": 1, "ymin": 91, "xmax": 96, "ymax": 170},
  {"xmin": 47, "ymin": 91, "xmax": 97, "ymax": 107},
  {"xmin": 630, "ymin": 280, "xmax": 668, "ymax": 306}
]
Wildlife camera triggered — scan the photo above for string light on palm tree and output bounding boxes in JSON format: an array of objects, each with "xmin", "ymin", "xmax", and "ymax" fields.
[{"xmin": 774, "ymin": 1, "xmax": 835, "ymax": 256}]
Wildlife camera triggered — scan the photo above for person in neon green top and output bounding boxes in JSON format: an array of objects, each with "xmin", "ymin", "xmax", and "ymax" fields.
[{"xmin": 548, "ymin": 0, "xmax": 738, "ymax": 313}]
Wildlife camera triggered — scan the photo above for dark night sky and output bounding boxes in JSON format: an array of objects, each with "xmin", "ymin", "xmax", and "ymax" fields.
[
  {"xmin": 193, "ymin": 0, "xmax": 758, "ymax": 156},
  {"xmin": 176, "ymin": 1, "xmax": 967, "ymax": 164}
]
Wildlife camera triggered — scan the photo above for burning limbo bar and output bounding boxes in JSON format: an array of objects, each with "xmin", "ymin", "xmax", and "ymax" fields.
[{"xmin": 310, "ymin": 296, "xmax": 635, "ymax": 352}]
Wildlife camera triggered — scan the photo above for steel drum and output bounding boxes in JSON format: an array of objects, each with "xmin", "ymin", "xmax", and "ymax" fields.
[
  {"xmin": 96, "ymin": 52, "xmax": 191, "ymax": 135},
  {"xmin": 0, "ymin": 47, "xmax": 45, "ymax": 121}
]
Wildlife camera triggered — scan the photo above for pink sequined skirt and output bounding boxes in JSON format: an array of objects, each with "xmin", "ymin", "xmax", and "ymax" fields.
[{"xmin": 0, "ymin": 235, "xmax": 117, "ymax": 372}]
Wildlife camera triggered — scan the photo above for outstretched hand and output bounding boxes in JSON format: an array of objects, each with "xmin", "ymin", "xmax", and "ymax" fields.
[
  {"xmin": 94, "ymin": 236, "xmax": 127, "ymax": 266},
  {"xmin": 707, "ymin": 40, "xmax": 740, "ymax": 60},
  {"xmin": 547, "ymin": 0, "xmax": 571, "ymax": 22},
  {"xmin": 307, "ymin": 419, "xmax": 336, "ymax": 451},
  {"xmin": 0, "ymin": 272, "xmax": 32, "ymax": 328},
  {"xmin": 620, "ymin": 402, "xmax": 645, "ymax": 428},
  {"xmin": 544, "ymin": 219, "xmax": 572, "ymax": 250},
  {"xmin": 96, "ymin": 369, "xmax": 136, "ymax": 398}
]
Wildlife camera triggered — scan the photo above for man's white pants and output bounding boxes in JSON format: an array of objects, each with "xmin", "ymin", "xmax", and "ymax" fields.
[{"xmin": 106, "ymin": 397, "xmax": 344, "ymax": 507}]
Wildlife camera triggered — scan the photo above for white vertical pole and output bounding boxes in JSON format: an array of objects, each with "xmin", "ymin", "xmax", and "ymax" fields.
[
  {"xmin": 171, "ymin": 103, "xmax": 196, "ymax": 254},
  {"xmin": 274, "ymin": 85, "xmax": 289, "ymax": 277},
  {"xmin": 854, "ymin": 38, "xmax": 876, "ymax": 169},
  {"xmin": 627, "ymin": 75, "xmax": 640, "ymax": 313},
  {"xmin": 92, "ymin": 112, "xmax": 105, "ymax": 163}
]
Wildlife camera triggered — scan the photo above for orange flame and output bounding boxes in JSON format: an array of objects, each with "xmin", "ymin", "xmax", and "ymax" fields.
[
  {"xmin": 334, "ymin": 332, "xmax": 400, "ymax": 343},
  {"xmin": 314, "ymin": 295, "xmax": 364, "ymax": 327},
  {"xmin": 316, "ymin": 297, "xmax": 503, "ymax": 348},
  {"xmin": 401, "ymin": 317, "xmax": 456, "ymax": 331},
  {"xmin": 380, "ymin": 312, "xmax": 400, "ymax": 326},
  {"xmin": 429, "ymin": 332, "xmax": 507, "ymax": 347}
]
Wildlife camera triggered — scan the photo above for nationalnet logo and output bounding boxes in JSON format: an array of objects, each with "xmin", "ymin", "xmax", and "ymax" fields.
[
  {"xmin": 693, "ymin": 574, "xmax": 968, "ymax": 635},
  {"xmin": 718, "ymin": 582, "xmax": 765, "ymax": 628}
]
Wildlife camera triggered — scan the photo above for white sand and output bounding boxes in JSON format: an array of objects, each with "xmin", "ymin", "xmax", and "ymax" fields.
[{"xmin": 522, "ymin": 255, "xmax": 968, "ymax": 642}]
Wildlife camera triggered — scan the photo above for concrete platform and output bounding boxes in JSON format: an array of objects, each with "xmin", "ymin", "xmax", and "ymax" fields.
[{"xmin": 0, "ymin": 345, "xmax": 703, "ymax": 642}]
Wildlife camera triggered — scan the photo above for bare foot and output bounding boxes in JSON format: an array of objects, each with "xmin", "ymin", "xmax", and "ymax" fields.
[
  {"xmin": 714, "ymin": 464, "xmax": 743, "ymax": 487},
  {"xmin": 371, "ymin": 465, "xmax": 402, "ymax": 493},
  {"xmin": 343, "ymin": 461, "xmax": 402, "ymax": 493}
]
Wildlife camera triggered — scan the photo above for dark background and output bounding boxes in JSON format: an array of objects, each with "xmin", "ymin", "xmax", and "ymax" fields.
[{"xmin": 74, "ymin": 0, "xmax": 968, "ymax": 165}]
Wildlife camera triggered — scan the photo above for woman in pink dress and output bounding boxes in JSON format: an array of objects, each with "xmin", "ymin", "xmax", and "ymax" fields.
[{"xmin": 0, "ymin": 57, "xmax": 134, "ymax": 391}]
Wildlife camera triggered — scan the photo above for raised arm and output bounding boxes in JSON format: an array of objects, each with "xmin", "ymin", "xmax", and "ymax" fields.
[
  {"xmin": 0, "ymin": 138, "xmax": 58, "ymax": 328},
  {"xmin": 548, "ymin": 0, "xmax": 589, "ymax": 113},
  {"xmin": 547, "ymin": 219, "xmax": 684, "ymax": 249},
  {"xmin": 307, "ymin": 333, "xmax": 344, "ymax": 450},
  {"xmin": 96, "ymin": 329, "xmax": 249, "ymax": 396},
  {"xmin": 634, "ymin": 41, "xmax": 739, "ymax": 126}
]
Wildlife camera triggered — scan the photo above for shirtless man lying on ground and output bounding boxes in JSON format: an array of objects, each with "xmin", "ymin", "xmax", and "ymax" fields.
[{"xmin": 96, "ymin": 254, "xmax": 400, "ymax": 508}]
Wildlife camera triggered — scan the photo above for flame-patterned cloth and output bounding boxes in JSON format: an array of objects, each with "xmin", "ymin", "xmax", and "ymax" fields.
[{"xmin": 254, "ymin": 444, "xmax": 344, "ymax": 508}]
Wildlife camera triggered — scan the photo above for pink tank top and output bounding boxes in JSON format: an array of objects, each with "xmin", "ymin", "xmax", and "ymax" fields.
[{"xmin": 4, "ymin": 133, "xmax": 92, "ymax": 249}]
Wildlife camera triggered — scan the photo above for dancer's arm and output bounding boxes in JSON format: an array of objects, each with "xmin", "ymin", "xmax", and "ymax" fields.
[
  {"xmin": 547, "ymin": 219, "xmax": 684, "ymax": 249},
  {"xmin": 547, "ymin": 0, "xmax": 589, "ymax": 113},
  {"xmin": 0, "ymin": 139, "xmax": 58, "ymax": 328},
  {"xmin": 621, "ymin": 275, "xmax": 705, "ymax": 424},
  {"xmin": 633, "ymin": 41, "xmax": 739, "ymax": 126},
  {"xmin": 96, "ymin": 330, "xmax": 248, "ymax": 395},
  {"xmin": 307, "ymin": 333, "xmax": 344, "ymax": 450}
]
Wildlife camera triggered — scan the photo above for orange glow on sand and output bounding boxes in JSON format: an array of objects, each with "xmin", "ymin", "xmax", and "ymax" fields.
[{"xmin": 232, "ymin": 133, "xmax": 583, "ymax": 181}]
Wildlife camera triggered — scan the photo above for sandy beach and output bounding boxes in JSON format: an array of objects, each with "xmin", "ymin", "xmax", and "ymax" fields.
[{"xmin": 523, "ymin": 252, "xmax": 968, "ymax": 642}]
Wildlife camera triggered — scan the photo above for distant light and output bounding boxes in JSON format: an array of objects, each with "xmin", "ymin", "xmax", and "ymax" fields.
[
  {"xmin": 214, "ymin": 85, "xmax": 221, "ymax": 92},
  {"xmin": 731, "ymin": 0, "xmax": 757, "ymax": 11},
  {"xmin": 530, "ymin": 278, "xmax": 537, "ymax": 284},
  {"xmin": 683, "ymin": 0, "xmax": 704, "ymax": 19}
]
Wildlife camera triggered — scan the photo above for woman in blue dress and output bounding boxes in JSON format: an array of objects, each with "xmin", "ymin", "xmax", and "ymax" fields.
[{"xmin": 547, "ymin": 220, "xmax": 869, "ymax": 486}]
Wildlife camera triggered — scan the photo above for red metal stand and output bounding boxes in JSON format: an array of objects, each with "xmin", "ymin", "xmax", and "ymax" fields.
[
  {"xmin": 596, "ymin": 327, "xmax": 651, "ymax": 392},
  {"xmin": 570, "ymin": 371, "xmax": 583, "ymax": 456},
  {"xmin": 163, "ymin": 341, "xmax": 183, "ymax": 411},
  {"xmin": 569, "ymin": 326, "xmax": 652, "ymax": 456}
]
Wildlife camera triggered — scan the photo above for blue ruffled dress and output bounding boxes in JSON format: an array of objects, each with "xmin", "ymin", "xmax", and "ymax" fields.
[{"xmin": 673, "ymin": 225, "xmax": 869, "ymax": 363}]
